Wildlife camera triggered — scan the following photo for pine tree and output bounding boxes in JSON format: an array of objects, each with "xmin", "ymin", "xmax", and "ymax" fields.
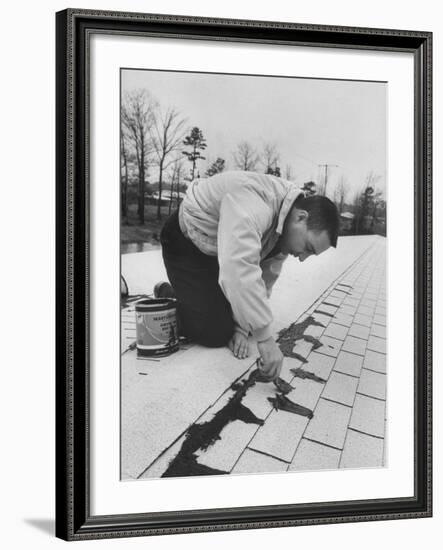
[{"xmin": 182, "ymin": 127, "xmax": 207, "ymax": 180}]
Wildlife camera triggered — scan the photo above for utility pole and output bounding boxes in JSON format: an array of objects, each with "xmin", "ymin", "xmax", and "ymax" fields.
[{"xmin": 318, "ymin": 163, "xmax": 338, "ymax": 196}]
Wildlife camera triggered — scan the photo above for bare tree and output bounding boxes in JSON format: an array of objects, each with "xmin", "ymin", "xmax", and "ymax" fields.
[
  {"xmin": 334, "ymin": 176, "xmax": 350, "ymax": 213},
  {"xmin": 352, "ymin": 171, "xmax": 382, "ymax": 234},
  {"xmin": 284, "ymin": 164, "xmax": 294, "ymax": 181},
  {"xmin": 232, "ymin": 141, "xmax": 259, "ymax": 171},
  {"xmin": 120, "ymin": 127, "xmax": 129, "ymax": 220},
  {"xmin": 168, "ymin": 156, "xmax": 185, "ymax": 216},
  {"xmin": 151, "ymin": 106, "xmax": 187, "ymax": 220},
  {"xmin": 121, "ymin": 90, "xmax": 157, "ymax": 224},
  {"xmin": 364, "ymin": 170, "xmax": 382, "ymax": 191},
  {"xmin": 261, "ymin": 142, "xmax": 280, "ymax": 174}
]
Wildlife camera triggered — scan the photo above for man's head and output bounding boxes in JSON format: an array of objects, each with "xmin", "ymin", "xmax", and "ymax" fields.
[{"xmin": 280, "ymin": 194, "xmax": 340, "ymax": 261}]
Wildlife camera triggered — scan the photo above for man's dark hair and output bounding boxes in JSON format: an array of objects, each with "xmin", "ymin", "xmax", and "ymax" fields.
[{"xmin": 293, "ymin": 194, "xmax": 340, "ymax": 248}]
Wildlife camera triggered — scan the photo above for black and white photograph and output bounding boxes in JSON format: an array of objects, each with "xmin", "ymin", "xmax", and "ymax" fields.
[
  {"xmin": 1, "ymin": 0, "xmax": 437, "ymax": 545},
  {"xmin": 52, "ymin": 4, "xmax": 432, "ymax": 542},
  {"xmin": 120, "ymin": 68, "xmax": 387, "ymax": 480}
]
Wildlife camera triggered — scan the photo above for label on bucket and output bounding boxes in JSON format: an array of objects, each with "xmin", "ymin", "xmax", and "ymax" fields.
[{"xmin": 135, "ymin": 299, "xmax": 179, "ymax": 356}]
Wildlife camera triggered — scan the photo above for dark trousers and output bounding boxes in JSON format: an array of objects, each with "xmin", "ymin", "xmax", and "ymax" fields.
[{"xmin": 160, "ymin": 209, "xmax": 235, "ymax": 347}]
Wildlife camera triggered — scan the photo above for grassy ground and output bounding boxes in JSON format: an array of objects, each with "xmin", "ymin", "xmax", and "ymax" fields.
[{"xmin": 121, "ymin": 202, "xmax": 176, "ymax": 247}]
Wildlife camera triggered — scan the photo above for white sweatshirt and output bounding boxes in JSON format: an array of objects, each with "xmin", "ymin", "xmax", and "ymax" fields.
[{"xmin": 178, "ymin": 170, "xmax": 304, "ymax": 342}]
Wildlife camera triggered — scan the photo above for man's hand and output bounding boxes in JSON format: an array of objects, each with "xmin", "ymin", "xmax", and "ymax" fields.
[
  {"xmin": 257, "ymin": 336, "xmax": 283, "ymax": 381},
  {"xmin": 228, "ymin": 331, "xmax": 250, "ymax": 359}
]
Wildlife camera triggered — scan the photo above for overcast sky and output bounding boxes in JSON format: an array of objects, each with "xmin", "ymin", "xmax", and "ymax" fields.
[{"xmin": 122, "ymin": 68, "xmax": 386, "ymax": 199}]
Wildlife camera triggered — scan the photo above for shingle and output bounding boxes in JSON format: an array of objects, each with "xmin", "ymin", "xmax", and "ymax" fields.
[
  {"xmin": 304, "ymin": 323, "xmax": 325, "ymax": 338},
  {"xmin": 311, "ymin": 311, "xmax": 333, "ymax": 327},
  {"xmin": 232, "ymin": 449, "xmax": 288, "ymax": 474},
  {"xmin": 303, "ymin": 352, "xmax": 336, "ymax": 379},
  {"xmin": 286, "ymin": 377, "xmax": 324, "ymax": 410},
  {"xmin": 354, "ymin": 288, "xmax": 368, "ymax": 297},
  {"xmin": 336, "ymin": 283, "xmax": 353, "ymax": 293},
  {"xmin": 340, "ymin": 429, "xmax": 384, "ymax": 468},
  {"xmin": 323, "ymin": 323, "xmax": 349, "ymax": 340},
  {"xmin": 343, "ymin": 297, "xmax": 360, "ymax": 307},
  {"xmin": 339, "ymin": 304, "xmax": 358, "ymax": 316},
  {"xmin": 333, "ymin": 313, "xmax": 354, "ymax": 327},
  {"xmin": 303, "ymin": 399, "xmax": 351, "ymax": 449},
  {"xmin": 316, "ymin": 335, "xmax": 342, "ymax": 357},
  {"xmin": 315, "ymin": 303, "xmax": 338, "ymax": 316},
  {"xmin": 360, "ymin": 298, "xmax": 377, "ymax": 308},
  {"xmin": 354, "ymin": 313, "xmax": 372, "ymax": 327},
  {"xmin": 329, "ymin": 290, "xmax": 348, "ymax": 302},
  {"xmin": 289, "ymin": 439, "xmax": 341, "ymax": 471},
  {"xmin": 373, "ymin": 314, "xmax": 386, "ymax": 326},
  {"xmin": 357, "ymin": 305, "xmax": 375, "ymax": 317},
  {"xmin": 367, "ymin": 335, "xmax": 386, "ymax": 354},
  {"xmin": 333, "ymin": 351, "xmax": 363, "ymax": 377},
  {"xmin": 349, "ymin": 394, "xmax": 385, "ymax": 438},
  {"xmin": 370, "ymin": 323, "xmax": 386, "ymax": 339},
  {"xmin": 323, "ymin": 295, "xmax": 343, "ymax": 307},
  {"xmin": 249, "ymin": 410, "xmax": 309, "ymax": 463},
  {"xmin": 291, "ymin": 339, "xmax": 314, "ymax": 361},
  {"xmin": 341, "ymin": 335, "xmax": 367, "ymax": 356},
  {"xmin": 358, "ymin": 369, "xmax": 386, "ymax": 400},
  {"xmin": 322, "ymin": 372, "xmax": 359, "ymax": 406},
  {"xmin": 363, "ymin": 350, "xmax": 386, "ymax": 374},
  {"xmin": 348, "ymin": 323, "xmax": 370, "ymax": 340},
  {"xmin": 196, "ymin": 420, "xmax": 259, "ymax": 472}
]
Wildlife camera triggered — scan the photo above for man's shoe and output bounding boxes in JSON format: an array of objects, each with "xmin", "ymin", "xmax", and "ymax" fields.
[{"xmin": 153, "ymin": 281, "xmax": 176, "ymax": 299}]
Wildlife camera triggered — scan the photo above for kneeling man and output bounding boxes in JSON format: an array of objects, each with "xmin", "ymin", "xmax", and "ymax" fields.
[{"xmin": 157, "ymin": 170, "xmax": 339, "ymax": 381}]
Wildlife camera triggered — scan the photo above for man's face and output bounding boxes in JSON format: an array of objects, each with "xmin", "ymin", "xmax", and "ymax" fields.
[{"xmin": 280, "ymin": 208, "xmax": 331, "ymax": 262}]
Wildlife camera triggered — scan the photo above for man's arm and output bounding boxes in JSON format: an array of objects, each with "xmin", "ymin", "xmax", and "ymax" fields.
[
  {"xmin": 217, "ymin": 186, "xmax": 275, "ymax": 342},
  {"xmin": 217, "ymin": 187, "xmax": 284, "ymax": 380},
  {"xmin": 232, "ymin": 254, "xmax": 287, "ymax": 340},
  {"xmin": 260, "ymin": 253, "xmax": 288, "ymax": 298}
]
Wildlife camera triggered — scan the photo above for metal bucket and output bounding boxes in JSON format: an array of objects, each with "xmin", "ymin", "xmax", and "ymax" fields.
[{"xmin": 135, "ymin": 298, "xmax": 179, "ymax": 357}]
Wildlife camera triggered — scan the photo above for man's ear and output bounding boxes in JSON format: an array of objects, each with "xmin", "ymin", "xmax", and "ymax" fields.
[{"xmin": 293, "ymin": 208, "xmax": 309, "ymax": 223}]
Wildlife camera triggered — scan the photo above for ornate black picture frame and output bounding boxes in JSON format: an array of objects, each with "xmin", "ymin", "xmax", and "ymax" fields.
[{"xmin": 55, "ymin": 8, "xmax": 432, "ymax": 541}]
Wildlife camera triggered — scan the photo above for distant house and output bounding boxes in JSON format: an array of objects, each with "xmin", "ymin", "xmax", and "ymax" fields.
[
  {"xmin": 340, "ymin": 211, "xmax": 354, "ymax": 233},
  {"xmin": 145, "ymin": 190, "xmax": 187, "ymax": 205}
]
